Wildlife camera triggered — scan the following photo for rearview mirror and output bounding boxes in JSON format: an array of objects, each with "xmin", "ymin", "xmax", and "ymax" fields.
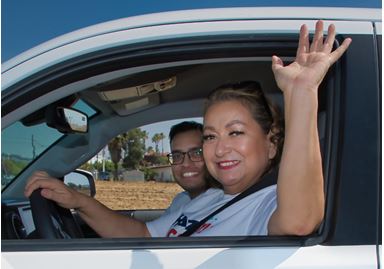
[{"xmin": 46, "ymin": 107, "xmax": 88, "ymax": 134}]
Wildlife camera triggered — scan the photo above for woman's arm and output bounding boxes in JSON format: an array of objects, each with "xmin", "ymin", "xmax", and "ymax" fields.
[{"xmin": 268, "ymin": 21, "xmax": 351, "ymax": 235}]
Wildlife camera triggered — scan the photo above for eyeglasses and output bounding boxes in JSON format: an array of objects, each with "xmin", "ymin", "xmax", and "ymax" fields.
[{"xmin": 167, "ymin": 148, "xmax": 203, "ymax": 165}]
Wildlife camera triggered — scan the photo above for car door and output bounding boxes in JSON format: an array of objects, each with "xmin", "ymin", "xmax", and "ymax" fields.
[{"xmin": 2, "ymin": 8, "xmax": 381, "ymax": 269}]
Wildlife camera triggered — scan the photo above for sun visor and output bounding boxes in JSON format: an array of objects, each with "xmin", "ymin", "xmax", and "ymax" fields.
[
  {"xmin": 97, "ymin": 76, "xmax": 176, "ymax": 116},
  {"xmin": 98, "ymin": 76, "xmax": 176, "ymax": 101}
]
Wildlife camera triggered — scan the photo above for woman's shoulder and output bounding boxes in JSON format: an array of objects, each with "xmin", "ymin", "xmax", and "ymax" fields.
[
  {"xmin": 250, "ymin": 184, "xmax": 277, "ymax": 198},
  {"xmin": 244, "ymin": 184, "xmax": 277, "ymax": 207},
  {"xmin": 191, "ymin": 187, "xmax": 226, "ymax": 203},
  {"xmin": 204, "ymin": 187, "xmax": 225, "ymax": 196},
  {"xmin": 200, "ymin": 185, "xmax": 276, "ymax": 199}
]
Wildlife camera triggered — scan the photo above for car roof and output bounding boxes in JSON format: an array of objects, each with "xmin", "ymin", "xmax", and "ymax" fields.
[{"xmin": 2, "ymin": 7, "xmax": 380, "ymax": 75}]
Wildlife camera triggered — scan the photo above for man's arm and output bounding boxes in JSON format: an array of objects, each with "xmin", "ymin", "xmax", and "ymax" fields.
[{"xmin": 25, "ymin": 171, "xmax": 150, "ymax": 238}]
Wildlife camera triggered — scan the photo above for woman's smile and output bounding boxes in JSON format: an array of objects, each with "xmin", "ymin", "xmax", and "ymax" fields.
[{"xmin": 217, "ymin": 160, "xmax": 240, "ymax": 169}]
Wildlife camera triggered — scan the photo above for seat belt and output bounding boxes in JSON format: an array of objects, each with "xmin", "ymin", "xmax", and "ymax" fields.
[{"xmin": 178, "ymin": 171, "xmax": 276, "ymax": 237}]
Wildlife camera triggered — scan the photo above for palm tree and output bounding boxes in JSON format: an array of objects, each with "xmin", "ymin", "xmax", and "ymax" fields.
[
  {"xmin": 152, "ymin": 133, "xmax": 162, "ymax": 154},
  {"xmin": 159, "ymin": 132, "xmax": 165, "ymax": 154},
  {"xmin": 107, "ymin": 135, "xmax": 123, "ymax": 181}
]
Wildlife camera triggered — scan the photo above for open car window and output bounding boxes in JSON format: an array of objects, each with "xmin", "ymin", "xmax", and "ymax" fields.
[{"xmin": 83, "ymin": 118, "xmax": 202, "ymax": 212}]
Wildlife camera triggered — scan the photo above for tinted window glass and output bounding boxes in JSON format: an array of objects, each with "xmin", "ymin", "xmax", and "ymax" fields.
[{"xmin": 1, "ymin": 99, "xmax": 96, "ymax": 190}]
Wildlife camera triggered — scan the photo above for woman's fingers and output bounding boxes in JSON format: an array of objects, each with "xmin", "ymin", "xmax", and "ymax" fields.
[
  {"xmin": 271, "ymin": 55, "xmax": 284, "ymax": 70},
  {"xmin": 310, "ymin": 20, "xmax": 324, "ymax": 52},
  {"xmin": 299, "ymin": 21, "xmax": 344, "ymax": 54},
  {"xmin": 296, "ymin": 24, "xmax": 309, "ymax": 57},
  {"xmin": 329, "ymin": 38, "xmax": 352, "ymax": 65},
  {"xmin": 323, "ymin": 24, "xmax": 336, "ymax": 53},
  {"xmin": 295, "ymin": 20, "xmax": 351, "ymax": 64}
]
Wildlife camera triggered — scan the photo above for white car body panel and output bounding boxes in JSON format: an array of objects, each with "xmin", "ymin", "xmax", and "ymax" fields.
[
  {"xmin": 2, "ymin": 245, "xmax": 377, "ymax": 269},
  {"xmin": 2, "ymin": 7, "xmax": 381, "ymax": 269},
  {"xmin": 375, "ymin": 22, "xmax": 382, "ymax": 34},
  {"xmin": 2, "ymin": 7, "xmax": 380, "ymax": 88},
  {"xmin": 2, "ymin": 7, "xmax": 380, "ymax": 72},
  {"xmin": 1, "ymin": 19, "xmax": 374, "ymax": 89}
]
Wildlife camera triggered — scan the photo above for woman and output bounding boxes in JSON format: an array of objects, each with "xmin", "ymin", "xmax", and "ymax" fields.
[
  {"xmin": 147, "ymin": 20, "xmax": 351, "ymax": 236},
  {"xmin": 25, "ymin": 21, "xmax": 351, "ymax": 237}
]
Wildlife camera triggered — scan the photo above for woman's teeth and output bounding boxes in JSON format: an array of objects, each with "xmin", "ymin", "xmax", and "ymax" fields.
[{"xmin": 218, "ymin": 160, "xmax": 239, "ymax": 167}]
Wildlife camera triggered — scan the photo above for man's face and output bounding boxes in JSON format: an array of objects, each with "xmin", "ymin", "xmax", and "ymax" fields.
[{"xmin": 170, "ymin": 130, "xmax": 206, "ymax": 198}]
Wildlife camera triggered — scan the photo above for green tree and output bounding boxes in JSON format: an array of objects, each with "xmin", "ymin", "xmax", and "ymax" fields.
[
  {"xmin": 79, "ymin": 160, "xmax": 115, "ymax": 174},
  {"xmin": 146, "ymin": 146, "xmax": 155, "ymax": 154},
  {"xmin": 152, "ymin": 133, "xmax": 163, "ymax": 154},
  {"xmin": 140, "ymin": 167, "xmax": 158, "ymax": 181},
  {"xmin": 156, "ymin": 155, "xmax": 169, "ymax": 165},
  {"xmin": 95, "ymin": 160, "xmax": 114, "ymax": 172},
  {"xmin": 159, "ymin": 132, "xmax": 166, "ymax": 154},
  {"xmin": 122, "ymin": 128, "xmax": 148, "ymax": 170},
  {"xmin": 108, "ymin": 135, "xmax": 124, "ymax": 181},
  {"xmin": 79, "ymin": 162, "xmax": 93, "ymax": 172},
  {"xmin": 1, "ymin": 158, "xmax": 27, "ymax": 177}
]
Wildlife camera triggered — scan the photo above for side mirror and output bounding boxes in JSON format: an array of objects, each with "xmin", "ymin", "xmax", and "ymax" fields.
[
  {"xmin": 64, "ymin": 169, "xmax": 96, "ymax": 197},
  {"xmin": 46, "ymin": 107, "xmax": 88, "ymax": 134}
]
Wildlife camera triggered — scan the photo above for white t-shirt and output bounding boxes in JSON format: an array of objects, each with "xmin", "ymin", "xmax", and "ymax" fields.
[
  {"xmin": 162, "ymin": 191, "xmax": 191, "ymax": 215},
  {"xmin": 146, "ymin": 185, "xmax": 277, "ymax": 237}
]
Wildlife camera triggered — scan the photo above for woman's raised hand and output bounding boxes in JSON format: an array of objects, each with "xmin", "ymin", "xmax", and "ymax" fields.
[{"xmin": 272, "ymin": 20, "xmax": 352, "ymax": 93}]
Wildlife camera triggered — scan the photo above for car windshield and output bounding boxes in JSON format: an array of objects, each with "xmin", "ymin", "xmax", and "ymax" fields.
[{"xmin": 1, "ymin": 100, "xmax": 96, "ymax": 190}]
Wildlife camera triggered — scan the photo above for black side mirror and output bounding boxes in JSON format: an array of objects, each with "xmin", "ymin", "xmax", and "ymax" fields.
[{"xmin": 46, "ymin": 107, "xmax": 88, "ymax": 134}]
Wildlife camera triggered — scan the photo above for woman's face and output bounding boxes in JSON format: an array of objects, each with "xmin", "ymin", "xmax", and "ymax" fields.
[{"xmin": 203, "ymin": 100, "xmax": 276, "ymax": 194}]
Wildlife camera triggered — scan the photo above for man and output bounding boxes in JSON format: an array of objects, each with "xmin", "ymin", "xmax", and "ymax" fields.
[
  {"xmin": 162, "ymin": 121, "xmax": 219, "ymax": 215},
  {"xmin": 25, "ymin": 121, "xmax": 215, "ymax": 237}
]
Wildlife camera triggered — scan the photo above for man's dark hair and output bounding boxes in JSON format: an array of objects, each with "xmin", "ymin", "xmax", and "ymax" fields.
[{"xmin": 169, "ymin": 121, "xmax": 203, "ymax": 142}]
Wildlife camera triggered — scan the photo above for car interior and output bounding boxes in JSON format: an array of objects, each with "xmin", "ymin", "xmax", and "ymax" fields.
[{"xmin": 2, "ymin": 41, "xmax": 333, "ymax": 241}]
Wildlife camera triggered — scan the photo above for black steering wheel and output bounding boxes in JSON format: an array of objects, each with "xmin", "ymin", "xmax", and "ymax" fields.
[{"xmin": 29, "ymin": 188, "xmax": 84, "ymax": 239}]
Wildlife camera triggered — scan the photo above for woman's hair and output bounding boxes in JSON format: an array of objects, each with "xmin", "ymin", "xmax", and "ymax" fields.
[{"xmin": 204, "ymin": 81, "xmax": 284, "ymax": 173}]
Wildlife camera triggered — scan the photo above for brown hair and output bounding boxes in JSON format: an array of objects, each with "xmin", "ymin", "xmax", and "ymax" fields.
[{"xmin": 204, "ymin": 81, "xmax": 284, "ymax": 174}]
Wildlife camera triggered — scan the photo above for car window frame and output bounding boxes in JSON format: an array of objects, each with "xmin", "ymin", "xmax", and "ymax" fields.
[{"xmin": 2, "ymin": 32, "xmax": 346, "ymax": 251}]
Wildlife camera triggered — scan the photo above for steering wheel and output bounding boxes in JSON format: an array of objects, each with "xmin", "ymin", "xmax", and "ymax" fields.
[{"xmin": 29, "ymin": 188, "xmax": 84, "ymax": 239}]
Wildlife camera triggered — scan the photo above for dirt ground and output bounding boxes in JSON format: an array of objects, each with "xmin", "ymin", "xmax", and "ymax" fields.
[{"xmin": 94, "ymin": 180, "xmax": 183, "ymax": 210}]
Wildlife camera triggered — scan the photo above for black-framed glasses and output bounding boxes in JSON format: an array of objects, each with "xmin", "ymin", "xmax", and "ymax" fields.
[{"xmin": 167, "ymin": 148, "xmax": 203, "ymax": 165}]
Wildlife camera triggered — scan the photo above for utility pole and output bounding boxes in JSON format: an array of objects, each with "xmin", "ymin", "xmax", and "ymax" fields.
[
  {"xmin": 31, "ymin": 135, "xmax": 36, "ymax": 159},
  {"xmin": 102, "ymin": 147, "xmax": 105, "ymax": 172}
]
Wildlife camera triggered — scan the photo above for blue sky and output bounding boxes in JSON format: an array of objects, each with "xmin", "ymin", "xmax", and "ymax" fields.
[{"xmin": 2, "ymin": 0, "xmax": 381, "ymax": 62}]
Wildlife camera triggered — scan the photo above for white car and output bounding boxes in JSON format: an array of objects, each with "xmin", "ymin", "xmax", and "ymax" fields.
[{"xmin": 2, "ymin": 7, "xmax": 381, "ymax": 269}]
